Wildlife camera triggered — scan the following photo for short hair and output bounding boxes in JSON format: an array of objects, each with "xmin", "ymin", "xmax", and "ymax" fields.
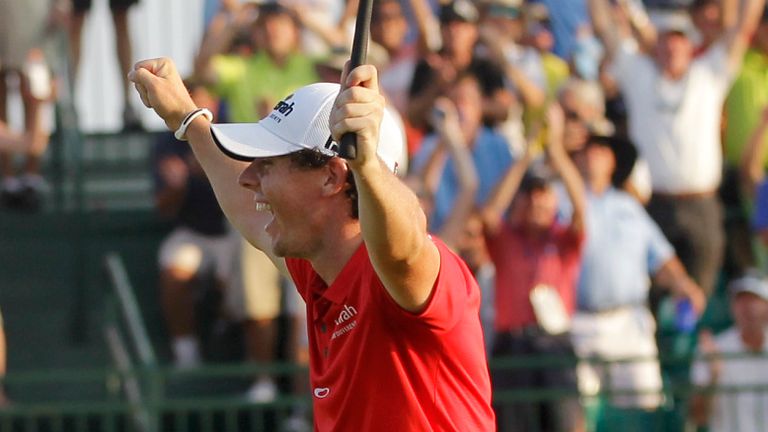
[
  {"xmin": 372, "ymin": 0, "xmax": 403, "ymax": 22},
  {"xmin": 256, "ymin": 2, "xmax": 301, "ymax": 27},
  {"xmin": 689, "ymin": 0, "xmax": 719, "ymax": 12},
  {"xmin": 558, "ymin": 78, "xmax": 606, "ymax": 118},
  {"xmin": 452, "ymin": 69, "xmax": 483, "ymax": 94},
  {"xmin": 288, "ymin": 149, "xmax": 359, "ymax": 219}
]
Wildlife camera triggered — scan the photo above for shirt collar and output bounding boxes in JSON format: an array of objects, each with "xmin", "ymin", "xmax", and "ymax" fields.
[{"xmin": 312, "ymin": 242, "xmax": 368, "ymax": 305}]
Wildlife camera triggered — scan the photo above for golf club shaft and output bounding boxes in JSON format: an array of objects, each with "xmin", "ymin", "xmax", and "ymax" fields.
[{"xmin": 338, "ymin": 0, "xmax": 374, "ymax": 160}]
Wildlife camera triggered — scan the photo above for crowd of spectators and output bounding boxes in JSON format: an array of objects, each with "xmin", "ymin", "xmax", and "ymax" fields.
[{"xmin": 2, "ymin": 0, "xmax": 768, "ymax": 430}]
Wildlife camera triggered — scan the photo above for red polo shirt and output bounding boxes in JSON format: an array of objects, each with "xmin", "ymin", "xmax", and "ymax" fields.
[
  {"xmin": 286, "ymin": 238, "xmax": 495, "ymax": 431},
  {"xmin": 486, "ymin": 223, "xmax": 583, "ymax": 331}
]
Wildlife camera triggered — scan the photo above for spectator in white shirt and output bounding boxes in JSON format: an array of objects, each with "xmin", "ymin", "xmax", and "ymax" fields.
[
  {"xmin": 690, "ymin": 272, "xmax": 768, "ymax": 432},
  {"xmin": 587, "ymin": 0, "xmax": 766, "ymax": 295}
]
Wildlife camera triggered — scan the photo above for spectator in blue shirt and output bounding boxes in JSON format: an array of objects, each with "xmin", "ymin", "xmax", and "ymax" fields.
[
  {"xmin": 569, "ymin": 133, "xmax": 705, "ymax": 412},
  {"xmin": 530, "ymin": 0, "xmax": 590, "ymax": 60},
  {"xmin": 411, "ymin": 70, "xmax": 514, "ymax": 232}
]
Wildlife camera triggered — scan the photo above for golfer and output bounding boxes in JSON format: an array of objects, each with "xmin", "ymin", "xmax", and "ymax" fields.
[{"xmin": 129, "ymin": 58, "xmax": 495, "ymax": 431}]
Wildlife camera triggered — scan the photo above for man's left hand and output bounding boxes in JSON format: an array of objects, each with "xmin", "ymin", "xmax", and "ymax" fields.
[{"xmin": 329, "ymin": 64, "xmax": 386, "ymax": 172}]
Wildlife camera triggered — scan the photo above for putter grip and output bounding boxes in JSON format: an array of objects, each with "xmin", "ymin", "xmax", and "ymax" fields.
[{"xmin": 338, "ymin": 0, "xmax": 374, "ymax": 160}]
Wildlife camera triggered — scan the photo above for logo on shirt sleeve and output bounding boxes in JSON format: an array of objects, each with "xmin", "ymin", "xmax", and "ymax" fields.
[{"xmin": 314, "ymin": 387, "xmax": 330, "ymax": 399}]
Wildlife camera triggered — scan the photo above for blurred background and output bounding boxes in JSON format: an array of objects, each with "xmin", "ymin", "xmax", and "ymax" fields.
[{"xmin": 1, "ymin": 0, "xmax": 768, "ymax": 430}]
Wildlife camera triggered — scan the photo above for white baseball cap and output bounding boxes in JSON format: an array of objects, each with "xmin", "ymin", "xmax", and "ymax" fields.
[
  {"xmin": 210, "ymin": 82, "xmax": 403, "ymax": 173},
  {"xmin": 649, "ymin": 10, "xmax": 697, "ymax": 39},
  {"xmin": 729, "ymin": 272, "xmax": 768, "ymax": 301}
]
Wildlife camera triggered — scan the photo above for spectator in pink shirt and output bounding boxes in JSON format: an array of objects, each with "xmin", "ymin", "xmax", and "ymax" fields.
[{"xmin": 480, "ymin": 104, "xmax": 587, "ymax": 432}]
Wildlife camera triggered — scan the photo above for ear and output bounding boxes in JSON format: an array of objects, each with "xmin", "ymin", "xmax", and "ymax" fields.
[{"xmin": 321, "ymin": 157, "xmax": 350, "ymax": 197}]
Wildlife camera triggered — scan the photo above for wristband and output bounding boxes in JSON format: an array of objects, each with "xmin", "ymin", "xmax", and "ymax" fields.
[{"xmin": 174, "ymin": 108, "xmax": 213, "ymax": 141}]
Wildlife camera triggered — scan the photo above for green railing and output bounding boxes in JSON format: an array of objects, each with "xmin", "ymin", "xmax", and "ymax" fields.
[
  {"xmin": 3, "ymin": 351, "xmax": 767, "ymax": 431},
  {"xmin": 101, "ymin": 253, "xmax": 309, "ymax": 432},
  {"xmin": 103, "ymin": 252, "xmax": 157, "ymax": 431},
  {"xmin": 1, "ymin": 251, "xmax": 766, "ymax": 432}
]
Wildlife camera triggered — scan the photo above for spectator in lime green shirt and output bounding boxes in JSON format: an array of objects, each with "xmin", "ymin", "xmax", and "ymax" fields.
[
  {"xmin": 719, "ymin": 9, "xmax": 768, "ymax": 274},
  {"xmin": 195, "ymin": 2, "xmax": 318, "ymax": 123},
  {"xmin": 724, "ymin": 9, "xmax": 768, "ymax": 169}
]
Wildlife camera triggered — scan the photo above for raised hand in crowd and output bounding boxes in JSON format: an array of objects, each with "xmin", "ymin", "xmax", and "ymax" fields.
[
  {"xmin": 426, "ymin": 97, "xmax": 478, "ymax": 249},
  {"xmin": 194, "ymin": 2, "xmax": 260, "ymax": 84},
  {"xmin": 477, "ymin": 19, "xmax": 546, "ymax": 112},
  {"xmin": 545, "ymin": 102, "xmax": 587, "ymax": 234}
]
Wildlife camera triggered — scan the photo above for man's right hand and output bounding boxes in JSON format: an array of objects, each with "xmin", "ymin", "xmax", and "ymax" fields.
[{"xmin": 127, "ymin": 58, "xmax": 198, "ymax": 131}]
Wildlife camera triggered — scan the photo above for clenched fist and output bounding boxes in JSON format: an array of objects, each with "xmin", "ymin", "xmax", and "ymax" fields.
[{"xmin": 127, "ymin": 58, "xmax": 198, "ymax": 131}]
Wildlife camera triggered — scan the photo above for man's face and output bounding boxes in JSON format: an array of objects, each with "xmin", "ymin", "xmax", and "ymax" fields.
[
  {"xmin": 255, "ymin": 13, "xmax": 300, "ymax": 59},
  {"xmin": 485, "ymin": 15, "xmax": 524, "ymax": 43},
  {"xmin": 448, "ymin": 76, "xmax": 483, "ymax": 143},
  {"xmin": 732, "ymin": 292, "xmax": 768, "ymax": 332},
  {"xmin": 442, "ymin": 20, "xmax": 478, "ymax": 57},
  {"xmin": 521, "ymin": 186, "xmax": 558, "ymax": 231},
  {"xmin": 559, "ymin": 93, "xmax": 590, "ymax": 153},
  {"xmin": 528, "ymin": 22, "xmax": 555, "ymax": 52},
  {"xmin": 576, "ymin": 144, "xmax": 615, "ymax": 187},
  {"xmin": 655, "ymin": 32, "xmax": 694, "ymax": 78},
  {"xmin": 238, "ymin": 154, "xmax": 328, "ymax": 258},
  {"xmin": 372, "ymin": 0, "xmax": 408, "ymax": 54},
  {"xmin": 458, "ymin": 213, "xmax": 489, "ymax": 269}
]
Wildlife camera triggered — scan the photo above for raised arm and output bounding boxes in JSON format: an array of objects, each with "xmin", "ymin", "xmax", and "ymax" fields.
[
  {"xmin": 288, "ymin": 3, "xmax": 346, "ymax": 49},
  {"xmin": 406, "ymin": 56, "xmax": 456, "ymax": 131},
  {"xmin": 588, "ymin": 0, "xmax": 626, "ymax": 58},
  {"xmin": 478, "ymin": 27, "xmax": 546, "ymax": 111},
  {"xmin": 722, "ymin": 0, "xmax": 767, "ymax": 72},
  {"xmin": 408, "ymin": 0, "xmax": 441, "ymax": 54},
  {"xmin": 128, "ymin": 58, "xmax": 286, "ymax": 273},
  {"xmin": 617, "ymin": 0, "xmax": 657, "ymax": 53},
  {"xmin": 654, "ymin": 256, "xmax": 707, "ymax": 314},
  {"xmin": 739, "ymin": 105, "xmax": 768, "ymax": 198},
  {"xmin": 330, "ymin": 65, "xmax": 440, "ymax": 312},
  {"xmin": 430, "ymin": 97, "xmax": 479, "ymax": 249},
  {"xmin": 722, "ymin": 0, "xmax": 739, "ymax": 30},
  {"xmin": 194, "ymin": 3, "xmax": 255, "ymax": 85},
  {"xmin": 338, "ymin": 0, "xmax": 361, "ymax": 35},
  {"xmin": 479, "ymin": 140, "xmax": 534, "ymax": 236},
  {"xmin": 546, "ymin": 103, "xmax": 587, "ymax": 234}
]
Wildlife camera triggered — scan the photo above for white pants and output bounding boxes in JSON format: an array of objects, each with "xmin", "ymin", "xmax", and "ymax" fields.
[
  {"xmin": 159, "ymin": 227, "xmax": 245, "ymax": 319},
  {"xmin": 570, "ymin": 305, "xmax": 664, "ymax": 409}
]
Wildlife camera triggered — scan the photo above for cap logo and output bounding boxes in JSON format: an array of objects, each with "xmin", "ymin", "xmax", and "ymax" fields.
[{"xmin": 270, "ymin": 94, "xmax": 295, "ymax": 123}]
